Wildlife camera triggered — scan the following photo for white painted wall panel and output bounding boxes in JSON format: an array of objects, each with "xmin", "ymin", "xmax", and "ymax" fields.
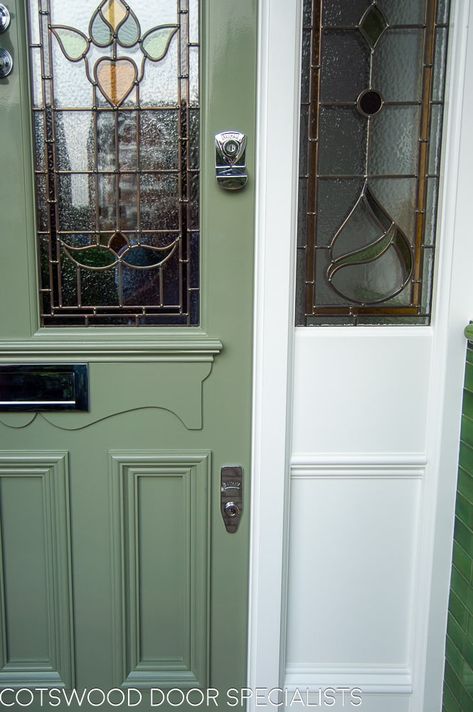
[
  {"xmin": 292, "ymin": 329, "xmax": 432, "ymax": 455},
  {"xmin": 285, "ymin": 476, "xmax": 420, "ymax": 669}
]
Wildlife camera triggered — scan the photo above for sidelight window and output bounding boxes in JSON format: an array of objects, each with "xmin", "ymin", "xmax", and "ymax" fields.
[{"xmin": 296, "ymin": 0, "xmax": 450, "ymax": 326}]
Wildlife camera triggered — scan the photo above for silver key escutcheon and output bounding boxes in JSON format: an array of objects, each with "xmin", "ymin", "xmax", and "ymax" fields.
[
  {"xmin": 221, "ymin": 466, "xmax": 243, "ymax": 533},
  {"xmin": 215, "ymin": 131, "xmax": 248, "ymax": 191}
]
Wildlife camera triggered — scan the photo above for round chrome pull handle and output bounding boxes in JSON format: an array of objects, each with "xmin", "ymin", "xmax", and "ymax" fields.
[
  {"xmin": 0, "ymin": 5, "xmax": 10, "ymax": 34},
  {"xmin": 0, "ymin": 48, "xmax": 12, "ymax": 78},
  {"xmin": 224, "ymin": 501, "xmax": 240, "ymax": 519}
]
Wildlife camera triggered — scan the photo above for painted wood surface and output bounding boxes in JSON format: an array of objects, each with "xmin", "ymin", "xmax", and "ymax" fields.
[{"xmin": 0, "ymin": 0, "xmax": 257, "ymax": 708}]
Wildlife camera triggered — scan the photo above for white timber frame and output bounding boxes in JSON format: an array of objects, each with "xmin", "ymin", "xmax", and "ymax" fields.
[
  {"xmin": 247, "ymin": 0, "xmax": 300, "ymax": 703},
  {"xmin": 420, "ymin": 2, "xmax": 473, "ymax": 709},
  {"xmin": 248, "ymin": 1, "xmax": 473, "ymax": 711}
]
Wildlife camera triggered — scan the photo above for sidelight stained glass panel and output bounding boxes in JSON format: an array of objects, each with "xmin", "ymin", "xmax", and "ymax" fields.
[
  {"xmin": 296, "ymin": 0, "xmax": 450, "ymax": 326},
  {"xmin": 28, "ymin": 0, "xmax": 200, "ymax": 326}
]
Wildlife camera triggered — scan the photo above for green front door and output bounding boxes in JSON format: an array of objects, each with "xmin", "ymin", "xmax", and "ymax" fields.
[{"xmin": 0, "ymin": 0, "xmax": 256, "ymax": 708}]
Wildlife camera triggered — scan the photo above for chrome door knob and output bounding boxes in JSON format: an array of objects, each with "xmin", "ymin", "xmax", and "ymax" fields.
[
  {"xmin": 0, "ymin": 47, "xmax": 12, "ymax": 78},
  {"xmin": 0, "ymin": 5, "xmax": 10, "ymax": 34}
]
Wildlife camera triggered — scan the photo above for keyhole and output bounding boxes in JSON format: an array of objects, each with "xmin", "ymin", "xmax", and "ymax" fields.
[{"xmin": 225, "ymin": 502, "xmax": 239, "ymax": 518}]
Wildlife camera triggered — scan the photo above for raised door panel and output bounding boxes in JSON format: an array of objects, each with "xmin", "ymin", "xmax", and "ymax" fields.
[
  {"xmin": 109, "ymin": 452, "xmax": 209, "ymax": 688},
  {"xmin": 0, "ymin": 453, "xmax": 73, "ymax": 687}
]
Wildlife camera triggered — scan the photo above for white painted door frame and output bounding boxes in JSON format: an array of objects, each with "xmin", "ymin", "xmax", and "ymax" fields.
[
  {"xmin": 248, "ymin": 1, "xmax": 473, "ymax": 711},
  {"xmin": 420, "ymin": 2, "xmax": 473, "ymax": 708},
  {"xmin": 247, "ymin": 0, "xmax": 301, "ymax": 703}
]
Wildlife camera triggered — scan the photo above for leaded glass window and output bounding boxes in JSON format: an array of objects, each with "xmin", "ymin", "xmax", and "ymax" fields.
[
  {"xmin": 296, "ymin": 0, "xmax": 450, "ymax": 326},
  {"xmin": 28, "ymin": 0, "xmax": 199, "ymax": 326}
]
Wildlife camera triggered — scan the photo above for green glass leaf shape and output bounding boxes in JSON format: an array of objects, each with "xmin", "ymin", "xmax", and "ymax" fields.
[
  {"xmin": 141, "ymin": 25, "xmax": 179, "ymax": 61},
  {"xmin": 328, "ymin": 228, "xmax": 394, "ymax": 277},
  {"xmin": 90, "ymin": 10, "xmax": 113, "ymax": 47},
  {"xmin": 50, "ymin": 26, "xmax": 89, "ymax": 61},
  {"xmin": 117, "ymin": 10, "xmax": 140, "ymax": 47},
  {"xmin": 330, "ymin": 247, "xmax": 407, "ymax": 304},
  {"xmin": 359, "ymin": 3, "xmax": 388, "ymax": 50},
  {"xmin": 64, "ymin": 245, "xmax": 117, "ymax": 269},
  {"xmin": 327, "ymin": 185, "xmax": 413, "ymax": 304}
]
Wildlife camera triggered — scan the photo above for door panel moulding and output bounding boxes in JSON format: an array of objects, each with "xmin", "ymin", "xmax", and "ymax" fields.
[
  {"xmin": 109, "ymin": 451, "xmax": 210, "ymax": 689},
  {"xmin": 291, "ymin": 454, "xmax": 427, "ymax": 479},
  {"xmin": 285, "ymin": 664, "xmax": 412, "ymax": 695},
  {"xmin": 0, "ymin": 452, "xmax": 74, "ymax": 688}
]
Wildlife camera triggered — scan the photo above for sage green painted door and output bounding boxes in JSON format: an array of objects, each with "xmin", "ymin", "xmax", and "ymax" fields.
[{"xmin": 0, "ymin": 0, "xmax": 256, "ymax": 709}]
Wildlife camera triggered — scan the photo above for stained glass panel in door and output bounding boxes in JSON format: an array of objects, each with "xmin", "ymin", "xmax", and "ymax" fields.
[{"xmin": 29, "ymin": 0, "xmax": 199, "ymax": 326}]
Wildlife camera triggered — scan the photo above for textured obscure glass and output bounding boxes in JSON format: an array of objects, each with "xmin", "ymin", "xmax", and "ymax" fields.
[
  {"xmin": 371, "ymin": 30, "xmax": 424, "ymax": 102},
  {"xmin": 318, "ymin": 108, "xmax": 366, "ymax": 176},
  {"xmin": 28, "ymin": 0, "xmax": 200, "ymax": 326},
  {"xmin": 320, "ymin": 33, "xmax": 369, "ymax": 103},
  {"xmin": 297, "ymin": 0, "xmax": 450, "ymax": 326}
]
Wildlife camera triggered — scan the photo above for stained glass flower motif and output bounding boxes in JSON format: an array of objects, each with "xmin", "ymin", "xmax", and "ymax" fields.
[
  {"xmin": 50, "ymin": 0, "xmax": 179, "ymax": 107},
  {"xmin": 63, "ymin": 232, "xmax": 178, "ymax": 270}
]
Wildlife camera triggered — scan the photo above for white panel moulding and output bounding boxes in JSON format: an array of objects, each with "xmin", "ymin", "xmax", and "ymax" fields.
[
  {"xmin": 284, "ymin": 694, "xmax": 410, "ymax": 712},
  {"xmin": 291, "ymin": 454, "xmax": 426, "ymax": 479},
  {"xmin": 285, "ymin": 664, "xmax": 412, "ymax": 695}
]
